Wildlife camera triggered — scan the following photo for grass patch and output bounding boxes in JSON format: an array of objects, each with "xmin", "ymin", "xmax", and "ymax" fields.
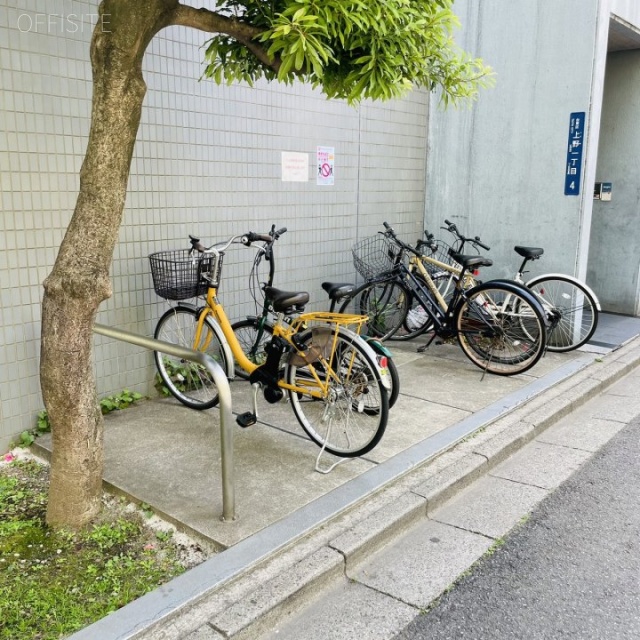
[{"xmin": 0, "ymin": 456, "xmax": 207, "ymax": 640}]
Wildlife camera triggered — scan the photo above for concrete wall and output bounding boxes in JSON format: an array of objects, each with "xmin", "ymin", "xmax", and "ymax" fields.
[
  {"xmin": 588, "ymin": 50, "xmax": 640, "ymax": 314},
  {"xmin": 0, "ymin": 1, "xmax": 428, "ymax": 452},
  {"xmin": 426, "ymin": 0, "xmax": 599, "ymax": 282}
]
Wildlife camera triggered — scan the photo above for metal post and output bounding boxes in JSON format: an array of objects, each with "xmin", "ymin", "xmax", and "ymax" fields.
[{"xmin": 93, "ymin": 323, "xmax": 235, "ymax": 521}]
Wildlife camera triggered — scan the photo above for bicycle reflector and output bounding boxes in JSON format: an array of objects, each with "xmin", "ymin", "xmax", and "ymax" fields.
[{"xmin": 378, "ymin": 356, "xmax": 388, "ymax": 369}]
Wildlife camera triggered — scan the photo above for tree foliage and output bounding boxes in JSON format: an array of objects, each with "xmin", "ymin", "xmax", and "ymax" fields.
[{"xmin": 201, "ymin": 0, "xmax": 492, "ymax": 104}]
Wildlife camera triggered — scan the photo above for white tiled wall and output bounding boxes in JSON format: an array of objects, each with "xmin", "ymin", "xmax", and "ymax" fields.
[{"xmin": 0, "ymin": 0, "xmax": 428, "ymax": 452}]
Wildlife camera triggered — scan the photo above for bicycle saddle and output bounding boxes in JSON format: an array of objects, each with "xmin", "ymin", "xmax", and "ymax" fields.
[
  {"xmin": 321, "ymin": 282, "xmax": 357, "ymax": 301},
  {"xmin": 264, "ymin": 286, "xmax": 309, "ymax": 313},
  {"xmin": 514, "ymin": 246, "xmax": 544, "ymax": 259},
  {"xmin": 450, "ymin": 252, "xmax": 493, "ymax": 269}
]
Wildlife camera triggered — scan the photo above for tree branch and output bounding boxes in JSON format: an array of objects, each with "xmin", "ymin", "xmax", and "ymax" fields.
[{"xmin": 171, "ymin": 4, "xmax": 280, "ymax": 72}]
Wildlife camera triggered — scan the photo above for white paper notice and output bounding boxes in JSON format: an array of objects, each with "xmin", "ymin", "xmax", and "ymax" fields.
[{"xmin": 281, "ymin": 152, "xmax": 309, "ymax": 182}]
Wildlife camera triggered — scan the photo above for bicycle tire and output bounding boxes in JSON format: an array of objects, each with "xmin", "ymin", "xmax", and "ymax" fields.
[
  {"xmin": 230, "ymin": 317, "xmax": 274, "ymax": 379},
  {"xmin": 339, "ymin": 280, "xmax": 409, "ymax": 341},
  {"xmin": 455, "ymin": 283, "xmax": 546, "ymax": 376},
  {"xmin": 526, "ymin": 275, "xmax": 599, "ymax": 352},
  {"xmin": 154, "ymin": 307, "xmax": 229, "ymax": 410},
  {"xmin": 285, "ymin": 328, "xmax": 389, "ymax": 457}
]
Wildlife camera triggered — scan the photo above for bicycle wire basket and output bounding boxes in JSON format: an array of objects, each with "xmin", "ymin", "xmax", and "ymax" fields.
[
  {"xmin": 149, "ymin": 249, "xmax": 214, "ymax": 300},
  {"xmin": 352, "ymin": 235, "xmax": 402, "ymax": 280},
  {"xmin": 419, "ymin": 240, "xmax": 461, "ymax": 277}
]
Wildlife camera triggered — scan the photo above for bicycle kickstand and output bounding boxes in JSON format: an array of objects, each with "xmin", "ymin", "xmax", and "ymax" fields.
[
  {"xmin": 236, "ymin": 383, "xmax": 260, "ymax": 428},
  {"xmin": 417, "ymin": 332, "xmax": 437, "ymax": 354}
]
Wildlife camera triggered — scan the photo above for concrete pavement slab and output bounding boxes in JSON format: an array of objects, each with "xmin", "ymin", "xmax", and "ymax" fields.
[
  {"xmin": 490, "ymin": 441, "xmax": 592, "ymax": 490},
  {"xmin": 589, "ymin": 392, "xmax": 640, "ymax": 423},
  {"xmin": 394, "ymin": 355, "xmax": 528, "ymax": 412},
  {"xmin": 351, "ymin": 519, "xmax": 493, "ymax": 608},
  {"xmin": 364, "ymin": 393, "xmax": 469, "ymax": 463},
  {"xmin": 260, "ymin": 579, "xmax": 418, "ymax": 640},
  {"xmin": 430, "ymin": 475, "xmax": 548, "ymax": 539},
  {"xmin": 603, "ymin": 369, "xmax": 640, "ymax": 396},
  {"xmin": 537, "ymin": 416, "xmax": 627, "ymax": 452}
]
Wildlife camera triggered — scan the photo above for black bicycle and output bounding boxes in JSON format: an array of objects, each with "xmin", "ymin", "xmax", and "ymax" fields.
[
  {"xmin": 342, "ymin": 223, "xmax": 549, "ymax": 376},
  {"xmin": 416, "ymin": 219, "xmax": 600, "ymax": 352}
]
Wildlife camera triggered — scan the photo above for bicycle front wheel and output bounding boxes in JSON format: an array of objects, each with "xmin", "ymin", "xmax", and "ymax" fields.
[
  {"xmin": 455, "ymin": 284, "xmax": 546, "ymax": 376},
  {"xmin": 154, "ymin": 307, "xmax": 229, "ymax": 410},
  {"xmin": 230, "ymin": 317, "xmax": 273, "ymax": 379},
  {"xmin": 285, "ymin": 329, "xmax": 389, "ymax": 457},
  {"xmin": 526, "ymin": 276, "xmax": 599, "ymax": 352},
  {"xmin": 340, "ymin": 280, "xmax": 409, "ymax": 341}
]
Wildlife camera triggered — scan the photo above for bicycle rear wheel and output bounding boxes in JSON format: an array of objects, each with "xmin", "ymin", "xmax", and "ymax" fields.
[
  {"xmin": 154, "ymin": 307, "xmax": 229, "ymax": 410},
  {"xmin": 285, "ymin": 328, "xmax": 389, "ymax": 457},
  {"xmin": 340, "ymin": 280, "xmax": 408, "ymax": 341},
  {"xmin": 526, "ymin": 275, "xmax": 598, "ymax": 352},
  {"xmin": 230, "ymin": 317, "xmax": 273, "ymax": 379},
  {"xmin": 455, "ymin": 283, "xmax": 546, "ymax": 376}
]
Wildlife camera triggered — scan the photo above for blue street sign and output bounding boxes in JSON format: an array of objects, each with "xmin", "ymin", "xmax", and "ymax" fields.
[{"xmin": 564, "ymin": 112, "xmax": 586, "ymax": 196}]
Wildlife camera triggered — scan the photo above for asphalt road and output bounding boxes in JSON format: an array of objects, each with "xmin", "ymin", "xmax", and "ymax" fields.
[{"xmin": 394, "ymin": 416, "xmax": 640, "ymax": 640}]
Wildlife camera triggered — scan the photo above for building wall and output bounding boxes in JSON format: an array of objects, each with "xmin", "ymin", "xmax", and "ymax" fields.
[
  {"xmin": 425, "ymin": 0, "xmax": 599, "ymax": 282},
  {"xmin": 0, "ymin": 1, "xmax": 429, "ymax": 452},
  {"xmin": 588, "ymin": 49, "xmax": 640, "ymax": 314}
]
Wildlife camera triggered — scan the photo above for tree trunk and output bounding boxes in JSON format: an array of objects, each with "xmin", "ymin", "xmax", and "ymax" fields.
[{"xmin": 41, "ymin": 0, "xmax": 177, "ymax": 528}]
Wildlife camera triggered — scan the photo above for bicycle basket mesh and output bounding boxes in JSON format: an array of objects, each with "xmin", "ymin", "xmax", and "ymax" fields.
[
  {"xmin": 420, "ymin": 241, "xmax": 461, "ymax": 276},
  {"xmin": 149, "ymin": 249, "xmax": 213, "ymax": 300},
  {"xmin": 352, "ymin": 235, "xmax": 401, "ymax": 280}
]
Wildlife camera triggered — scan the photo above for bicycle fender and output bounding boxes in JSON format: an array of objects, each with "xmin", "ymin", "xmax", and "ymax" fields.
[
  {"xmin": 526, "ymin": 273, "xmax": 601, "ymax": 311},
  {"xmin": 362, "ymin": 337, "xmax": 393, "ymax": 359},
  {"xmin": 175, "ymin": 301, "xmax": 198, "ymax": 313},
  {"xmin": 173, "ymin": 302, "xmax": 236, "ymax": 379}
]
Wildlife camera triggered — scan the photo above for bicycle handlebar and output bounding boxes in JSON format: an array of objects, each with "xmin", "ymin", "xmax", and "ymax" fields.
[
  {"xmin": 244, "ymin": 225, "xmax": 288, "ymax": 246},
  {"xmin": 382, "ymin": 221, "xmax": 423, "ymax": 258},
  {"xmin": 442, "ymin": 220, "xmax": 490, "ymax": 252},
  {"xmin": 189, "ymin": 226, "xmax": 288, "ymax": 254}
]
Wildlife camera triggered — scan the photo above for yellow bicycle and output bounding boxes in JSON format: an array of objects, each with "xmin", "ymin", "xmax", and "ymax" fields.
[{"xmin": 149, "ymin": 230, "xmax": 390, "ymax": 458}]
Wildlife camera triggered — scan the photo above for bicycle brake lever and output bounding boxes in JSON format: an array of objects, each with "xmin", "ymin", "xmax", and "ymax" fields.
[{"xmin": 189, "ymin": 236, "xmax": 206, "ymax": 252}]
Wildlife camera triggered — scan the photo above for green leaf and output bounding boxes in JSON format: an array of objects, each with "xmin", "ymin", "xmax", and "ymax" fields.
[{"xmin": 199, "ymin": 0, "xmax": 493, "ymax": 106}]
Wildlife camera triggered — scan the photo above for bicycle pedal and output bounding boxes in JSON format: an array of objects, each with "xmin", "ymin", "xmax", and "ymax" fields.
[{"xmin": 236, "ymin": 412, "xmax": 257, "ymax": 428}]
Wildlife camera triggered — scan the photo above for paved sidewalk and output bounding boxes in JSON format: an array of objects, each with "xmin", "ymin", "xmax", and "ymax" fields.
[
  {"xmin": 257, "ymin": 360, "xmax": 640, "ymax": 640},
  {"xmin": 32, "ymin": 316, "xmax": 640, "ymax": 640}
]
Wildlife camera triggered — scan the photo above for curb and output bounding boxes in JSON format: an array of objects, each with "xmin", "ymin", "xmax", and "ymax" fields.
[{"xmin": 68, "ymin": 337, "xmax": 640, "ymax": 640}]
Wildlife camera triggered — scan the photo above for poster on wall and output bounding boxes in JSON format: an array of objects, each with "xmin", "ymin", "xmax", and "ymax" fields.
[
  {"xmin": 317, "ymin": 146, "xmax": 335, "ymax": 186},
  {"xmin": 564, "ymin": 112, "xmax": 585, "ymax": 196},
  {"xmin": 281, "ymin": 152, "xmax": 309, "ymax": 182}
]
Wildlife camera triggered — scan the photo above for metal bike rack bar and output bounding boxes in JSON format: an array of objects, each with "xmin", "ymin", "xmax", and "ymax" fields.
[{"xmin": 93, "ymin": 323, "xmax": 236, "ymax": 521}]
